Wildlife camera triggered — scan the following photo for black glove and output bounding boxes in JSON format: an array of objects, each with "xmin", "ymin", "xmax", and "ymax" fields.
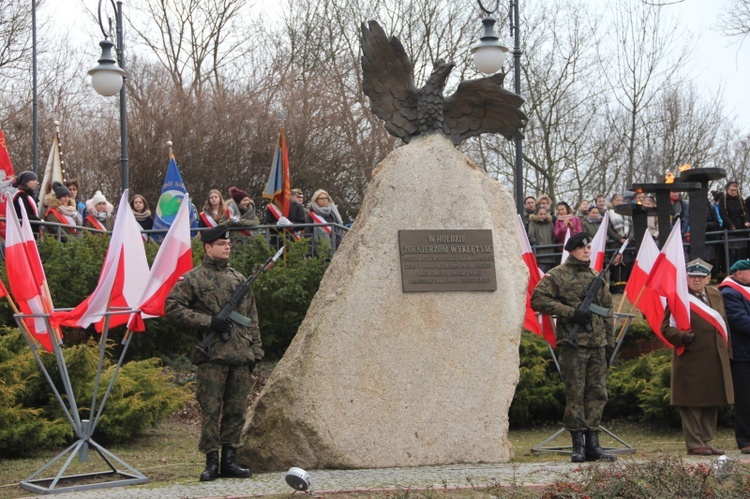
[
  {"xmin": 210, "ymin": 316, "xmax": 232, "ymax": 341},
  {"xmin": 605, "ymin": 346, "xmax": 614, "ymax": 368},
  {"xmin": 682, "ymin": 331, "xmax": 694, "ymax": 345},
  {"xmin": 572, "ymin": 307, "xmax": 592, "ymax": 327}
]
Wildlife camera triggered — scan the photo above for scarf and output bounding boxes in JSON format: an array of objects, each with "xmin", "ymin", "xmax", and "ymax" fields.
[
  {"xmin": 58, "ymin": 203, "xmax": 79, "ymax": 218},
  {"xmin": 312, "ymin": 202, "xmax": 343, "ymax": 225},
  {"xmin": 93, "ymin": 210, "xmax": 112, "ymax": 222},
  {"xmin": 609, "ymin": 209, "xmax": 631, "ymax": 238},
  {"xmin": 134, "ymin": 209, "xmax": 152, "ymax": 222},
  {"xmin": 586, "ymin": 215, "xmax": 601, "ymax": 224}
]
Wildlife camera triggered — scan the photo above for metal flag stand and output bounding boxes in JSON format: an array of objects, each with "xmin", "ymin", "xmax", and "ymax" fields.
[
  {"xmin": 16, "ymin": 308, "xmax": 149, "ymax": 495},
  {"xmin": 531, "ymin": 311, "xmax": 638, "ymax": 456}
]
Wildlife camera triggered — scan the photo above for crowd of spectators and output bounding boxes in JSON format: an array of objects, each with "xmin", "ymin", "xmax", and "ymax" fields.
[
  {"xmin": 522, "ymin": 181, "xmax": 750, "ymax": 285},
  {"xmin": 9, "ymin": 171, "xmax": 346, "ymax": 252}
]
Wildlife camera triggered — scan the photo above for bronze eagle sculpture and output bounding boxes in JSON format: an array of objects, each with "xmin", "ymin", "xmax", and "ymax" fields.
[{"xmin": 360, "ymin": 20, "xmax": 527, "ymax": 146}]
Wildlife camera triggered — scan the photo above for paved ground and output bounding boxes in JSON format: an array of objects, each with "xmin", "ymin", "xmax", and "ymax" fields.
[
  {"xmin": 15, "ymin": 454, "xmax": 749, "ymax": 498},
  {"xmin": 14, "ymin": 460, "xmax": 586, "ymax": 498}
]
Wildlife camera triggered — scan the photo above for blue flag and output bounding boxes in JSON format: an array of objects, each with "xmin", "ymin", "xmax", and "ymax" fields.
[{"xmin": 152, "ymin": 150, "xmax": 198, "ymax": 242}]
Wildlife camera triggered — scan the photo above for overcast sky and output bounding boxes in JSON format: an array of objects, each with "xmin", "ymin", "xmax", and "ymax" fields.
[{"xmin": 46, "ymin": 0, "xmax": 750, "ymax": 131}]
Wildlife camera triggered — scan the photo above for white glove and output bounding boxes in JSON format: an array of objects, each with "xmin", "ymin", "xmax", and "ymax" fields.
[
  {"xmin": 230, "ymin": 216, "xmax": 240, "ymax": 223},
  {"xmin": 277, "ymin": 216, "xmax": 292, "ymax": 226}
]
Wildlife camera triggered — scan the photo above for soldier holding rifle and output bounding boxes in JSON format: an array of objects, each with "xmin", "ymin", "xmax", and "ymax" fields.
[
  {"xmin": 531, "ymin": 232, "xmax": 617, "ymax": 463},
  {"xmin": 166, "ymin": 225, "xmax": 263, "ymax": 481}
]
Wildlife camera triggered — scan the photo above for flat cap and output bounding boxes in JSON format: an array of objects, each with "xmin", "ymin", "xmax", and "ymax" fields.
[
  {"xmin": 201, "ymin": 225, "xmax": 230, "ymax": 244},
  {"xmin": 564, "ymin": 232, "xmax": 590, "ymax": 252},
  {"xmin": 687, "ymin": 258, "xmax": 712, "ymax": 276},
  {"xmin": 730, "ymin": 259, "xmax": 750, "ymax": 273}
]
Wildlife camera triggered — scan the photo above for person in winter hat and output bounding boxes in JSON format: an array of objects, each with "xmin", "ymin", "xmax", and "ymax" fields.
[
  {"xmin": 12, "ymin": 170, "xmax": 42, "ymax": 234},
  {"xmin": 43, "ymin": 181, "xmax": 80, "ymax": 240},
  {"xmin": 84, "ymin": 190, "xmax": 115, "ymax": 232}
]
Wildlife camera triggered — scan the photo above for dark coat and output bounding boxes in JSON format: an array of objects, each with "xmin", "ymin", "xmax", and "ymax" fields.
[
  {"xmin": 13, "ymin": 189, "xmax": 41, "ymax": 234},
  {"xmin": 719, "ymin": 194, "xmax": 749, "ymax": 231},
  {"xmin": 661, "ymin": 286, "xmax": 734, "ymax": 407},
  {"xmin": 527, "ymin": 214, "xmax": 556, "ymax": 265},
  {"xmin": 720, "ymin": 283, "xmax": 750, "ymax": 363}
]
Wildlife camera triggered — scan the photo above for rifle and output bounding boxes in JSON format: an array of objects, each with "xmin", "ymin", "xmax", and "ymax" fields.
[
  {"xmin": 198, "ymin": 247, "xmax": 284, "ymax": 354},
  {"xmin": 567, "ymin": 239, "xmax": 629, "ymax": 347}
]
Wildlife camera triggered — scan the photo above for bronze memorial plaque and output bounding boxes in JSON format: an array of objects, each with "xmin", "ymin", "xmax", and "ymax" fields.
[{"xmin": 398, "ymin": 229, "xmax": 497, "ymax": 292}]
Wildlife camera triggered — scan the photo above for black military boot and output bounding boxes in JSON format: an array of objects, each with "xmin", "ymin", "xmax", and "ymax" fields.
[
  {"xmin": 570, "ymin": 431, "xmax": 586, "ymax": 463},
  {"xmin": 199, "ymin": 450, "xmax": 220, "ymax": 481},
  {"xmin": 220, "ymin": 445, "xmax": 253, "ymax": 478},
  {"xmin": 585, "ymin": 430, "xmax": 617, "ymax": 461}
]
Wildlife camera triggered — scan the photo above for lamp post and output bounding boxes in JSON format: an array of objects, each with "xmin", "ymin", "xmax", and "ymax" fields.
[
  {"xmin": 88, "ymin": 0, "xmax": 128, "ymax": 194},
  {"xmin": 472, "ymin": 0, "xmax": 523, "ymax": 215}
]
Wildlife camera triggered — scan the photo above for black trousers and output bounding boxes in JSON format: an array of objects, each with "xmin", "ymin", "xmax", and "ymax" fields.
[{"xmin": 731, "ymin": 361, "xmax": 750, "ymax": 449}]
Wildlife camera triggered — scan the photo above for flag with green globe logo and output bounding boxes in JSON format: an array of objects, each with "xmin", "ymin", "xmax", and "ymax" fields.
[{"xmin": 152, "ymin": 150, "xmax": 197, "ymax": 242}]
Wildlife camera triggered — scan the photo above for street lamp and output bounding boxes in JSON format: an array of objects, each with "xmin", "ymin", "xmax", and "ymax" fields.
[
  {"xmin": 88, "ymin": 0, "xmax": 129, "ymax": 193},
  {"xmin": 472, "ymin": 0, "xmax": 524, "ymax": 215}
]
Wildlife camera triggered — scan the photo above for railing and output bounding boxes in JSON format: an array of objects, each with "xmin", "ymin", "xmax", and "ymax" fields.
[
  {"xmin": 0, "ymin": 219, "xmax": 350, "ymax": 256},
  {"xmin": 530, "ymin": 227, "xmax": 750, "ymax": 276}
]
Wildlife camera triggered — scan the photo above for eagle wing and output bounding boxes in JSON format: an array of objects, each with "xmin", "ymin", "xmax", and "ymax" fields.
[
  {"xmin": 443, "ymin": 73, "xmax": 528, "ymax": 146},
  {"xmin": 360, "ymin": 20, "xmax": 419, "ymax": 141}
]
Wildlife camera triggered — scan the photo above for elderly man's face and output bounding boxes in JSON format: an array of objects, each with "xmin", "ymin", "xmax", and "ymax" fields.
[
  {"xmin": 688, "ymin": 274, "xmax": 710, "ymax": 293},
  {"xmin": 734, "ymin": 269, "xmax": 750, "ymax": 286}
]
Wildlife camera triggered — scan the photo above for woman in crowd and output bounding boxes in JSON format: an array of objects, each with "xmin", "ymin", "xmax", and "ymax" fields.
[
  {"xmin": 84, "ymin": 191, "xmax": 115, "ymax": 232},
  {"xmin": 582, "ymin": 205, "xmax": 603, "ymax": 240},
  {"xmin": 306, "ymin": 189, "xmax": 344, "ymax": 251},
  {"xmin": 12, "ymin": 170, "xmax": 42, "ymax": 234},
  {"xmin": 43, "ymin": 181, "xmax": 80, "ymax": 241},
  {"xmin": 130, "ymin": 194, "xmax": 154, "ymax": 240},
  {"xmin": 226, "ymin": 187, "xmax": 260, "ymax": 226},
  {"xmin": 718, "ymin": 181, "xmax": 750, "ymax": 265},
  {"xmin": 554, "ymin": 201, "xmax": 582, "ymax": 245},
  {"xmin": 64, "ymin": 178, "xmax": 86, "ymax": 222},
  {"xmin": 199, "ymin": 189, "xmax": 230, "ymax": 228},
  {"xmin": 527, "ymin": 205, "xmax": 557, "ymax": 273}
]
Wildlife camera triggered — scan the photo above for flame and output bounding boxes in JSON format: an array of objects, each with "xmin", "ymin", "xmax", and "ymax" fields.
[
  {"xmin": 665, "ymin": 171, "xmax": 675, "ymax": 184},
  {"xmin": 678, "ymin": 163, "xmax": 692, "ymax": 172}
]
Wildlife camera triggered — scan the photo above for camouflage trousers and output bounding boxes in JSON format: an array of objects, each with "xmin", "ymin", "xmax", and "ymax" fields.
[
  {"xmin": 196, "ymin": 362, "xmax": 252, "ymax": 453},
  {"xmin": 558, "ymin": 345, "xmax": 609, "ymax": 431}
]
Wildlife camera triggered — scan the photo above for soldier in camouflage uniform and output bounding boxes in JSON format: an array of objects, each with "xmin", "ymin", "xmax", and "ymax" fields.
[
  {"xmin": 165, "ymin": 225, "xmax": 263, "ymax": 481},
  {"xmin": 531, "ymin": 232, "xmax": 617, "ymax": 463}
]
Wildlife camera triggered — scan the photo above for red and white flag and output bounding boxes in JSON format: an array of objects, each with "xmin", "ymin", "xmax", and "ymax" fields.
[
  {"xmin": 589, "ymin": 211, "xmax": 610, "ymax": 272},
  {"xmin": 559, "ymin": 228, "xmax": 572, "ymax": 265},
  {"xmin": 517, "ymin": 216, "xmax": 556, "ymax": 346},
  {"xmin": 308, "ymin": 211, "xmax": 332, "ymax": 235},
  {"xmin": 52, "ymin": 190, "xmax": 149, "ymax": 331},
  {"xmin": 4, "ymin": 197, "xmax": 55, "ymax": 351},
  {"xmin": 624, "ymin": 231, "xmax": 667, "ymax": 345},
  {"xmin": 20, "ymin": 202, "xmax": 46, "ymax": 290},
  {"xmin": 645, "ymin": 221, "xmax": 690, "ymax": 353},
  {"xmin": 128, "ymin": 197, "xmax": 193, "ymax": 331}
]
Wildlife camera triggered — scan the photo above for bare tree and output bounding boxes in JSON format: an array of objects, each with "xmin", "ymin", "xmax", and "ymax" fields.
[
  {"xmin": 717, "ymin": 0, "xmax": 750, "ymax": 41},
  {"xmin": 599, "ymin": 0, "xmax": 691, "ymax": 187}
]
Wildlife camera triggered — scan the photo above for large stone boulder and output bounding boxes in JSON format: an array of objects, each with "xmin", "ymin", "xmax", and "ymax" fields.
[{"xmin": 241, "ymin": 134, "xmax": 526, "ymax": 470}]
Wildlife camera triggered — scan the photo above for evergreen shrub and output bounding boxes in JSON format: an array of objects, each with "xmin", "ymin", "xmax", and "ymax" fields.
[
  {"xmin": 0, "ymin": 327, "xmax": 190, "ymax": 456},
  {"xmin": 509, "ymin": 333, "xmax": 564, "ymax": 427},
  {"xmin": 0, "ymin": 234, "xmax": 329, "ymax": 361}
]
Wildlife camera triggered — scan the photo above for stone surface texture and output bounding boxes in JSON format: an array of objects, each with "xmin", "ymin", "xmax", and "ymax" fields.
[{"xmin": 240, "ymin": 134, "xmax": 527, "ymax": 471}]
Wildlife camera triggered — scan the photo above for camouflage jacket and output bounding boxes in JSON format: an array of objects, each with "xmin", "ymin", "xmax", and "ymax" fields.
[
  {"xmin": 165, "ymin": 255, "xmax": 262, "ymax": 365},
  {"xmin": 530, "ymin": 256, "xmax": 615, "ymax": 348}
]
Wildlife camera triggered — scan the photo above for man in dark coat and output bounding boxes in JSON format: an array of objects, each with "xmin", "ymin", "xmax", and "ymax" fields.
[
  {"xmin": 165, "ymin": 226, "xmax": 262, "ymax": 481},
  {"xmin": 531, "ymin": 232, "xmax": 616, "ymax": 463},
  {"xmin": 719, "ymin": 259, "xmax": 750, "ymax": 454},
  {"xmin": 662, "ymin": 258, "xmax": 733, "ymax": 456}
]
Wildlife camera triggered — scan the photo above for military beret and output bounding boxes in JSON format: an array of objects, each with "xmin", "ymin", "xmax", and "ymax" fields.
[
  {"xmin": 730, "ymin": 259, "xmax": 750, "ymax": 273},
  {"xmin": 291, "ymin": 188, "xmax": 303, "ymax": 196},
  {"xmin": 686, "ymin": 258, "xmax": 712, "ymax": 276},
  {"xmin": 201, "ymin": 225, "xmax": 230, "ymax": 244},
  {"xmin": 564, "ymin": 232, "xmax": 590, "ymax": 252}
]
